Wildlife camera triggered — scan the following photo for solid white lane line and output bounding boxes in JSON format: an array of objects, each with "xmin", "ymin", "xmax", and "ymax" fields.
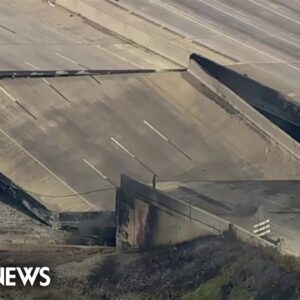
[
  {"xmin": 246, "ymin": 0, "xmax": 300, "ymax": 26},
  {"xmin": 110, "ymin": 137, "xmax": 135, "ymax": 158},
  {"xmin": 83, "ymin": 159, "xmax": 108, "ymax": 180},
  {"xmin": 25, "ymin": 61, "xmax": 40, "ymax": 70},
  {"xmin": 151, "ymin": 0, "xmax": 300, "ymax": 72},
  {"xmin": 143, "ymin": 120, "xmax": 168, "ymax": 141},
  {"xmin": 0, "ymin": 86, "xmax": 16, "ymax": 102},
  {"xmin": 55, "ymin": 52, "xmax": 78, "ymax": 65},
  {"xmin": 0, "ymin": 128, "xmax": 96, "ymax": 210},
  {"xmin": 198, "ymin": 0, "xmax": 300, "ymax": 49}
]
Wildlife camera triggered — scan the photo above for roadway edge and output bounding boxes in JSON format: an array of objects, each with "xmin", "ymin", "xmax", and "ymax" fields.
[
  {"xmin": 188, "ymin": 58, "xmax": 300, "ymax": 162},
  {"xmin": 54, "ymin": 0, "xmax": 234, "ymax": 66}
]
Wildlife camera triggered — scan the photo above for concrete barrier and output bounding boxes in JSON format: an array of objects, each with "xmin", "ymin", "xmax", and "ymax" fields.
[
  {"xmin": 230, "ymin": 223, "xmax": 294, "ymax": 256},
  {"xmin": 56, "ymin": 0, "xmax": 190, "ymax": 66},
  {"xmin": 230, "ymin": 223, "xmax": 273, "ymax": 248},
  {"xmin": 188, "ymin": 55, "xmax": 300, "ymax": 161},
  {"xmin": 191, "ymin": 54, "xmax": 300, "ymax": 125},
  {"xmin": 55, "ymin": 0, "xmax": 234, "ymax": 66}
]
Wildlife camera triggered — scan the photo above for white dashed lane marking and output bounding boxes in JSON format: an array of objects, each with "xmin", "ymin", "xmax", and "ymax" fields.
[
  {"xmin": 0, "ymin": 128, "xmax": 97, "ymax": 210},
  {"xmin": 25, "ymin": 61, "xmax": 40, "ymax": 70},
  {"xmin": 110, "ymin": 137, "xmax": 135, "ymax": 159},
  {"xmin": 83, "ymin": 159, "xmax": 108, "ymax": 180},
  {"xmin": 83, "ymin": 158, "xmax": 118, "ymax": 187},
  {"xmin": 0, "ymin": 86, "xmax": 17, "ymax": 102},
  {"xmin": 55, "ymin": 52, "xmax": 78, "ymax": 65},
  {"xmin": 143, "ymin": 120, "xmax": 192, "ymax": 161},
  {"xmin": 110, "ymin": 136, "xmax": 156, "ymax": 175}
]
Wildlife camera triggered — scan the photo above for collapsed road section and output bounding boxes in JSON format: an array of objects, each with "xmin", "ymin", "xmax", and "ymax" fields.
[
  {"xmin": 0, "ymin": 171, "xmax": 115, "ymax": 246},
  {"xmin": 0, "ymin": 63, "xmax": 299, "ymax": 213},
  {"xmin": 191, "ymin": 54, "xmax": 300, "ymax": 142}
]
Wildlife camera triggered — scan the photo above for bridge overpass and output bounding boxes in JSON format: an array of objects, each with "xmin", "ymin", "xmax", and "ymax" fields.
[{"xmin": 116, "ymin": 175, "xmax": 297, "ymax": 256}]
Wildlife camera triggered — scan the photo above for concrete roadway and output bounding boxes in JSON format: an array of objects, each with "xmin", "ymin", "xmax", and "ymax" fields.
[
  {"xmin": 0, "ymin": 0, "xmax": 299, "ymax": 215},
  {"xmin": 159, "ymin": 180, "xmax": 300, "ymax": 256},
  {"xmin": 110, "ymin": 0, "xmax": 300, "ymax": 103},
  {"xmin": 1, "ymin": 71, "xmax": 299, "ymax": 212},
  {"xmin": 0, "ymin": 0, "xmax": 177, "ymax": 70}
]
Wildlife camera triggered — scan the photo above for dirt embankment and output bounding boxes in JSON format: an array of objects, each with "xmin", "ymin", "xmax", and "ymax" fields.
[{"xmin": 2, "ymin": 235, "xmax": 300, "ymax": 299}]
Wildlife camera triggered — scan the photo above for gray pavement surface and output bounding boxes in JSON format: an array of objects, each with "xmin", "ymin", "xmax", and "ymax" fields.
[
  {"xmin": 0, "ymin": 0, "xmax": 177, "ymax": 70},
  {"xmin": 159, "ymin": 180, "xmax": 300, "ymax": 256},
  {"xmin": 0, "ymin": 0, "xmax": 300, "ymax": 217},
  {"xmin": 0, "ymin": 71, "xmax": 300, "ymax": 212},
  {"xmin": 110, "ymin": 0, "xmax": 300, "ymax": 103}
]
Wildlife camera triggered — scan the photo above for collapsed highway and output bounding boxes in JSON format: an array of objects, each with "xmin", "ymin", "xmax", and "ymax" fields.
[
  {"xmin": 1, "ymin": 63, "xmax": 300, "ymax": 213},
  {"xmin": 0, "ymin": 0, "xmax": 299, "ymax": 260}
]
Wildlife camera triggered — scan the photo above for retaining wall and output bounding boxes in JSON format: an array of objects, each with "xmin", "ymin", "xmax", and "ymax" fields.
[{"xmin": 116, "ymin": 175, "xmax": 278, "ymax": 253}]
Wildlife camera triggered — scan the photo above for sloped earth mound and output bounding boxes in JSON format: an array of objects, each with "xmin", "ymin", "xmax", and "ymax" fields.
[
  {"xmin": 3, "ymin": 236, "xmax": 300, "ymax": 299},
  {"xmin": 84, "ymin": 237, "xmax": 300, "ymax": 300}
]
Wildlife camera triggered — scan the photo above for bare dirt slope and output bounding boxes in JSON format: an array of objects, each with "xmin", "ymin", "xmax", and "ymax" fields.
[{"xmin": 2, "ymin": 236, "xmax": 300, "ymax": 300}]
